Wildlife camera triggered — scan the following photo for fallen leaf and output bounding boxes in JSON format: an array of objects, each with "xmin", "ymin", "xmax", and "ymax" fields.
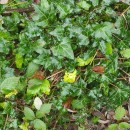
[
  {"xmin": 34, "ymin": 97, "xmax": 42, "ymax": 110},
  {"xmin": 63, "ymin": 69, "xmax": 77, "ymax": 83},
  {"xmin": 0, "ymin": 0, "xmax": 8, "ymax": 4},
  {"xmin": 63, "ymin": 97, "xmax": 73, "ymax": 109},
  {"xmin": 32, "ymin": 71, "xmax": 45, "ymax": 80},
  {"xmin": 96, "ymin": 51, "xmax": 104, "ymax": 58},
  {"xmin": 92, "ymin": 66, "xmax": 105, "ymax": 74}
]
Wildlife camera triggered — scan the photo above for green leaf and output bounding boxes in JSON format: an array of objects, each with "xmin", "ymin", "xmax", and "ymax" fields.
[
  {"xmin": 90, "ymin": 0, "xmax": 99, "ymax": 6},
  {"xmin": 77, "ymin": 1, "xmax": 91, "ymax": 10},
  {"xmin": 120, "ymin": 49, "xmax": 130, "ymax": 58},
  {"xmin": 106, "ymin": 43, "xmax": 113, "ymax": 55},
  {"xmin": 40, "ymin": 0, "xmax": 50, "ymax": 10},
  {"xmin": 27, "ymin": 79, "xmax": 42, "ymax": 96},
  {"xmin": 122, "ymin": 61, "xmax": 130, "ymax": 67},
  {"xmin": 36, "ymin": 103, "xmax": 52, "ymax": 118},
  {"xmin": 0, "ymin": 77, "xmax": 20, "ymax": 94},
  {"xmin": 106, "ymin": 124, "xmax": 118, "ymax": 130},
  {"xmin": 34, "ymin": 119, "xmax": 46, "ymax": 130},
  {"xmin": 115, "ymin": 106, "xmax": 126, "ymax": 121},
  {"xmin": 108, "ymin": 82, "xmax": 130, "ymax": 107},
  {"xmin": 72, "ymin": 99, "xmax": 84, "ymax": 109},
  {"xmin": 57, "ymin": 4, "xmax": 71, "ymax": 18},
  {"xmin": 93, "ymin": 22, "xmax": 115, "ymax": 42},
  {"xmin": 40, "ymin": 79, "xmax": 50, "ymax": 95},
  {"xmin": 51, "ymin": 38, "xmax": 74, "ymax": 59},
  {"xmin": 119, "ymin": 122, "xmax": 130, "ymax": 129},
  {"xmin": 26, "ymin": 62, "xmax": 39, "ymax": 77},
  {"xmin": 24, "ymin": 107, "xmax": 35, "ymax": 121},
  {"xmin": 15, "ymin": 53, "xmax": 23, "ymax": 69},
  {"xmin": 76, "ymin": 57, "xmax": 93, "ymax": 66}
]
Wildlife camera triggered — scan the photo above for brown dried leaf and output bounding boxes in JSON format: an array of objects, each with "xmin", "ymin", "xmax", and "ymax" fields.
[
  {"xmin": 63, "ymin": 97, "xmax": 73, "ymax": 109},
  {"xmin": 92, "ymin": 66, "xmax": 105, "ymax": 74},
  {"xmin": 97, "ymin": 51, "xmax": 104, "ymax": 58},
  {"xmin": 92, "ymin": 110, "xmax": 106, "ymax": 120},
  {"xmin": 32, "ymin": 71, "xmax": 45, "ymax": 80}
]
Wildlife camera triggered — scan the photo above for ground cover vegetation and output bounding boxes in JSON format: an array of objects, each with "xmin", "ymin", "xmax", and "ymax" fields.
[{"xmin": 0, "ymin": 0, "xmax": 130, "ymax": 129}]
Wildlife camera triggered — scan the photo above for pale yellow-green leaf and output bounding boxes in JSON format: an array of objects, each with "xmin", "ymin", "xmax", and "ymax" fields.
[
  {"xmin": 0, "ymin": 102, "xmax": 7, "ymax": 109},
  {"xmin": 76, "ymin": 57, "xmax": 93, "ymax": 66},
  {"xmin": 15, "ymin": 53, "xmax": 23, "ymax": 69},
  {"xmin": 19, "ymin": 121, "xmax": 29, "ymax": 130},
  {"xmin": 106, "ymin": 43, "xmax": 112, "ymax": 55},
  {"xmin": 115, "ymin": 106, "xmax": 126, "ymax": 121},
  {"xmin": 5, "ymin": 89, "xmax": 17, "ymax": 98},
  {"xmin": 63, "ymin": 69, "xmax": 77, "ymax": 83},
  {"xmin": 120, "ymin": 49, "xmax": 130, "ymax": 58},
  {"xmin": 40, "ymin": 79, "xmax": 50, "ymax": 95}
]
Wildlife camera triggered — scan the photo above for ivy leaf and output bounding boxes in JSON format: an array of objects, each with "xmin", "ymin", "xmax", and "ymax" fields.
[
  {"xmin": 0, "ymin": 77, "xmax": 20, "ymax": 94},
  {"xmin": 77, "ymin": 1, "xmax": 91, "ymax": 10},
  {"xmin": 63, "ymin": 69, "xmax": 77, "ymax": 83},
  {"xmin": 15, "ymin": 53, "xmax": 23, "ymax": 69},
  {"xmin": 51, "ymin": 38, "xmax": 74, "ymax": 59},
  {"xmin": 120, "ymin": 49, "xmax": 130, "ymax": 58},
  {"xmin": 72, "ymin": 99, "xmax": 84, "ymax": 109},
  {"xmin": 24, "ymin": 107, "xmax": 35, "ymax": 121},
  {"xmin": 93, "ymin": 22, "xmax": 114, "ymax": 42},
  {"xmin": 90, "ymin": 0, "xmax": 99, "ymax": 6},
  {"xmin": 108, "ymin": 82, "xmax": 130, "ymax": 107},
  {"xmin": 40, "ymin": 0, "xmax": 50, "ymax": 10},
  {"xmin": 115, "ymin": 106, "xmax": 126, "ymax": 121},
  {"xmin": 57, "ymin": 4, "xmax": 71, "ymax": 18},
  {"xmin": 36, "ymin": 103, "xmax": 52, "ymax": 118},
  {"xmin": 34, "ymin": 119, "xmax": 46, "ymax": 130},
  {"xmin": 26, "ymin": 62, "xmax": 39, "ymax": 77},
  {"xmin": 119, "ymin": 122, "xmax": 130, "ymax": 129}
]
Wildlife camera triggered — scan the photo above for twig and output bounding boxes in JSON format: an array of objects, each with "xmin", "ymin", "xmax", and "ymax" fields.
[
  {"xmin": 119, "ymin": 68, "xmax": 130, "ymax": 77},
  {"xmin": 109, "ymin": 82, "xmax": 119, "ymax": 89},
  {"xmin": 122, "ymin": 14, "xmax": 128, "ymax": 29},
  {"xmin": 120, "ymin": 5, "xmax": 130, "ymax": 16},
  {"xmin": 46, "ymin": 69, "xmax": 64, "ymax": 79},
  {"xmin": 2, "ymin": 7, "xmax": 34, "ymax": 16},
  {"xmin": 3, "ymin": 114, "xmax": 8, "ymax": 130}
]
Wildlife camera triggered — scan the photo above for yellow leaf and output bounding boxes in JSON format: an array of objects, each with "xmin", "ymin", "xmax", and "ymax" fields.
[
  {"xmin": 19, "ymin": 121, "xmax": 29, "ymax": 130},
  {"xmin": 0, "ymin": 102, "xmax": 7, "ymax": 109},
  {"xmin": 63, "ymin": 69, "xmax": 77, "ymax": 83},
  {"xmin": 5, "ymin": 89, "xmax": 17, "ymax": 98},
  {"xmin": 76, "ymin": 57, "xmax": 93, "ymax": 66}
]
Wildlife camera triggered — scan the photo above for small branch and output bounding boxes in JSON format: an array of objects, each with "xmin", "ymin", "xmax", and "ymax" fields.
[
  {"xmin": 119, "ymin": 68, "xmax": 130, "ymax": 77},
  {"xmin": 46, "ymin": 69, "xmax": 64, "ymax": 79},
  {"xmin": 109, "ymin": 82, "xmax": 119, "ymax": 89},
  {"xmin": 3, "ymin": 114, "xmax": 8, "ymax": 130},
  {"xmin": 120, "ymin": 5, "xmax": 130, "ymax": 16},
  {"xmin": 2, "ymin": 7, "xmax": 34, "ymax": 16}
]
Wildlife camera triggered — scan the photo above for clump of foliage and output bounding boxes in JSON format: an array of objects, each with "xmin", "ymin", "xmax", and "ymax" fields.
[{"xmin": 0, "ymin": 0, "xmax": 130, "ymax": 129}]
